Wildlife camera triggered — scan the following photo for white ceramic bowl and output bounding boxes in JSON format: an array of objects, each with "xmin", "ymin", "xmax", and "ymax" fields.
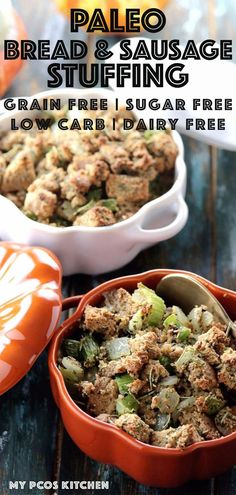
[{"xmin": 0, "ymin": 89, "xmax": 188, "ymax": 275}]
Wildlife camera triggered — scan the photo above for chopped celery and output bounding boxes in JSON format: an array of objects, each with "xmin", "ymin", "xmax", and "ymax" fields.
[
  {"xmin": 132, "ymin": 283, "xmax": 166, "ymax": 326},
  {"xmin": 63, "ymin": 339, "xmax": 81, "ymax": 359},
  {"xmin": 51, "ymin": 214, "xmax": 71, "ymax": 227},
  {"xmin": 177, "ymin": 397, "xmax": 195, "ymax": 412},
  {"xmin": 99, "ymin": 199, "xmax": 118, "ymax": 212},
  {"xmin": 205, "ymin": 393, "xmax": 225, "ymax": 415},
  {"xmin": 163, "ymin": 314, "xmax": 181, "ymax": 328},
  {"xmin": 144, "ymin": 130, "xmax": 157, "ymax": 140},
  {"xmin": 59, "ymin": 366, "xmax": 78, "ymax": 384},
  {"xmin": 174, "ymin": 346, "xmax": 196, "ymax": 372},
  {"xmin": 87, "ymin": 188, "xmax": 102, "ymax": 201},
  {"xmin": 57, "ymin": 201, "xmax": 78, "ymax": 222},
  {"xmin": 172, "ymin": 306, "xmax": 189, "ymax": 326},
  {"xmin": 215, "ymin": 408, "xmax": 236, "ymax": 435},
  {"xmin": 159, "ymin": 376, "xmax": 179, "ymax": 387},
  {"xmin": 59, "ymin": 356, "xmax": 84, "ymax": 383},
  {"xmin": 76, "ymin": 200, "xmax": 95, "ymax": 216},
  {"xmin": 26, "ymin": 212, "xmax": 38, "ymax": 221},
  {"xmin": 116, "ymin": 394, "xmax": 139, "ymax": 415},
  {"xmin": 172, "ymin": 397, "xmax": 195, "ymax": 423},
  {"xmin": 153, "ymin": 387, "xmax": 180, "ymax": 414},
  {"xmin": 201, "ymin": 310, "xmax": 214, "ymax": 329},
  {"xmin": 177, "ymin": 327, "xmax": 191, "ymax": 342},
  {"xmin": 80, "ymin": 335, "xmax": 99, "ymax": 367},
  {"xmin": 129, "ymin": 308, "xmax": 145, "ymax": 333},
  {"xmin": 144, "ymin": 130, "xmax": 168, "ymax": 141},
  {"xmin": 115, "ymin": 374, "xmax": 134, "ymax": 394},
  {"xmin": 159, "ymin": 355, "xmax": 172, "ymax": 370},
  {"xmin": 106, "ymin": 337, "xmax": 130, "ymax": 360}
]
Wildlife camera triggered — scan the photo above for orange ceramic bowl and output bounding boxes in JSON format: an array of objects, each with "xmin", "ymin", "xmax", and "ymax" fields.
[{"xmin": 49, "ymin": 269, "xmax": 236, "ymax": 488}]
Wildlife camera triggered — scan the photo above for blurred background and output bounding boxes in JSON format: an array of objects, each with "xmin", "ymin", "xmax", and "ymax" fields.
[{"xmin": 0, "ymin": 0, "xmax": 235, "ymax": 98}]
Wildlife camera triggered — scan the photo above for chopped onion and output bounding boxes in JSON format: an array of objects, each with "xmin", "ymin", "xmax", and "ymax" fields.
[
  {"xmin": 106, "ymin": 337, "xmax": 130, "ymax": 360},
  {"xmin": 156, "ymin": 387, "xmax": 180, "ymax": 414},
  {"xmin": 155, "ymin": 413, "xmax": 171, "ymax": 431},
  {"xmin": 159, "ymin": 376, "xmax": 179, "ymax": 387},
  {"xmin": 172, "ymin": 397, "xmax": 195, "ymax": 423},
  {"xmin": 188, "ymin": 306, "xmax": 214, "ymax": 333},
  {"xmin": 215, "ymin": 407, "xmax": 236, "ymax": 436},
  {"xmin": 172, "ymin": 306, "xmax": 189, "ymax": 326},
  {"xmin": 201, "ymin": 310, "xmax": 214, "ymax": 330},
  {"xmin": 177, "ymin": 397, "xmax": 195, "ymax": 411},
  {"xmin": 188, "ymin": 307, "xmax": 203, "ymax": 332},
  {"xmin": 175, "ymin": 346, "xmax": 196, "ymax": 372},
  {"xmin": 129, "ymin": 308, "xmax": 144, "ymax": 333}
]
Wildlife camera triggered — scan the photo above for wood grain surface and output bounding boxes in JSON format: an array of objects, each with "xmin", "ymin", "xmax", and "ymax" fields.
[{"xmin": 1, "ymin": 1, "xmax": 235, "ymax": 494}]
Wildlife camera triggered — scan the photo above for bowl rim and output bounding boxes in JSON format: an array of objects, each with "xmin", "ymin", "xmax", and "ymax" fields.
[
  {"xmin": 49, "ymin": 268, "xmax": 236, "ymax": 455},
  {"xmin": 0, "ymin": 87, "xmax": 186, "ymax": 234}
]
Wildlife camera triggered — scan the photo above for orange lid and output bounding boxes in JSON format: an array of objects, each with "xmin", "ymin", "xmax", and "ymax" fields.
[{"xmin": 0, "ymin": 242, "xmax": 62, "ymax": 395}]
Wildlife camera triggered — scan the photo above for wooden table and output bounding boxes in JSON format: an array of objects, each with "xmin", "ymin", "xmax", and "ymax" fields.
[{"xmin": 1, "ymin": 1, "xmax": 236, "ymax": 494}]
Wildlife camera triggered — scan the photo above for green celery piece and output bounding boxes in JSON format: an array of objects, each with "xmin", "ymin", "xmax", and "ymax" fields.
[
  {"xmin": 59, "ymin": 366, "xmax": 78, "ymax": 384},
  {"xmin": 159, "ymin": 355, "xmax": 171, "ymax": 370},
  {"xmin": 51, "ymin": 214, "xmax": 71, "ymax": 227},
  {"xmin": 76, "ymin": 200, "xmax": 95, "ymax": 216},
  {"xmin": 144, "ymin": 130, "xmax": 157, "ymax": 140},
  {"xmin": 172, "ymin": 306, "xmax": 189, "ymax": 326},
  {"xmin": 63, "ymin": 339, "xmax": 81, "ymax": 359},
  {"xmin": 205, "ymin": 394, "xmax": 225, "ymax": 415},
  {"xmin": 115, "ymin": 374, "xmax": 134, "ymax": 394},
  {"xmin": 87, "ymin": 188, "xmax": 102, "ymax": 201},
  {"xmin": 201, "ymin": 310, "xmax": 214, "ymax": 330},
  {"xmin": 175, "ymin": 346, "xmax": 196, "ymax": 372},
  {"xmin": 129, "ymin": 308, "xmax": 145, "ymax": 333},
  {"xmin": 163, "ymin": 314, "xmax": 181, "ymax": 328},
  {"xmin": 80, "ymin": 335, "xmax": 99, "ymax": 367},
  {"xmin": 144, "ymin": 130, "xmax": 168, "ymax": 141},
  {"xmin": 116, "ymin": 394, "xmax": 139, "ymax": 415},
  {"xmin": 59, "ymin": 356, "xmax": 84, "ymax": 383},
  {"xmin": 26, "ymin": 212, "xmax": 38, "ymax": 221},
  {"xmin": 132, "ymin": 283, "xmax": 166, "ymax": 326},
  {"xmin": 99, "ymin": 198, "xmax": 118, "ymax": 212},
  {"xmin": 57, "ymin": 200, "xmax": 78, "ymax": 222},
  {"xmin": 177, "ymin": 327, "xmax": 191, "ymax": 342}
]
